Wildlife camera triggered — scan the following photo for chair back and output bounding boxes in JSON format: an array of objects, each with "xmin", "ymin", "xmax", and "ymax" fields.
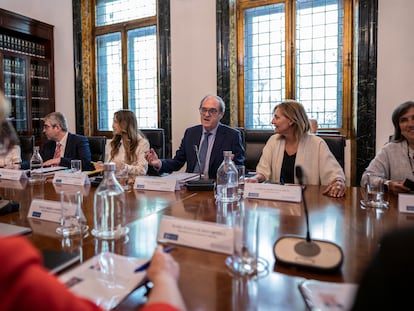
[
  {"xmin": 244, "ymin": 129, "xmax": 274, "ymax": 172},
  {"xmin": 19, "ymin": 135, "xmax": 35, "ymax": 161},
  {"xmin": 87, "ymin": 136, "xmax": 107, "ymax": 162},
  {"xmin": 141, "ymin": 128, "xmax": 165, "ymax": 159},
  {"xmin": 317, "ymin": 134, "xmax": 346, "ymax": 169}
]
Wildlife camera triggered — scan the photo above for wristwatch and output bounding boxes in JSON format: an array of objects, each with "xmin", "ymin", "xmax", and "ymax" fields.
[{"xmin": 384, "ymin": 180, "xmax": 390, "ymax": 192}]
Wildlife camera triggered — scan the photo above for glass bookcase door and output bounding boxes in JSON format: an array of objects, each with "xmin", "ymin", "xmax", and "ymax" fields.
[
  {"xmin": 30, "ymin": 59, "xmax": 50, "ymax": 136},
  {"xmin": 3, "ymin": 54, "xmax": 27, "ymax": 132}
]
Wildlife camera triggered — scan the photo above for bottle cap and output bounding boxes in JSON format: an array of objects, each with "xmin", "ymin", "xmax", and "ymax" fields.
[
  {"xmin": 103, "ymin": 162, "xmax": 116, "ymax": 171},
  {"xmin": 223, "ymin": 150, "xmax": 232, "ymax": 157}
]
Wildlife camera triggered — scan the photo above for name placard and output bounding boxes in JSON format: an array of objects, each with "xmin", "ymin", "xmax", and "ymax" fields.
[
  {"xmin": 134, "ymin": 176, "xmax": 177, "ymax": 192},
  {"xmin": 157, "ymin": 215, "xmax": 234, "ymax": 254},
  {"xmin": 53, "ymin": 171, "xmax": 90, "ymax": 186},
  {"xmin": 398, "ymin": 193, "xmax": 414, "ymax": 213},
  {"xmin": 244, "ymin": 183, "xmax": 302, "ymax": 202},
  {"xmin": 27, "ymin": 199, "xmax": 62, "ymax": 223},
  {"xmin": 0, "ymin": 168, "xmax": 27, "ymax": 180}
]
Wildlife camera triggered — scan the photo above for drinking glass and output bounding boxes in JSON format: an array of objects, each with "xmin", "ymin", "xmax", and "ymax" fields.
[
  {"xmin": 115, "ymin": 162, "xmax": 129, "ymax": 191},
  {"xmin": 71, "ymin": 159, "xmax": 82, "ymax": 173},
  {"xmin": 236, "ymin": 165, "xmax": 245, "ymax": 198},
  {"xmin": 360, "ymin": 172, "xmax": 389, "ymax": 208},
  {"xmin": 56, "ymin": 191, "xmax": 88, "ymax": 237},
  {"xmin": 226, "ymin": 209, "xmax": 259, "ymax": 276}
]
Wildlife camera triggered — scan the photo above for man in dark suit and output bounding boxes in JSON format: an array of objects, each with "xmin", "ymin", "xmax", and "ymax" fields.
[
  {"xmin": 145, "ymin": 95, "xmax": 245, "ymax": 179},
  {"xmin": 21, "ymin": 112, "xmax": 94, "ymax": 171}
]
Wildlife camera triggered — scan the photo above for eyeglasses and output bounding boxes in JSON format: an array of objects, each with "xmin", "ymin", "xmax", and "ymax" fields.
[{"xmin": 199, "ymin": 107, "xmax": 219, "ymax": 115}]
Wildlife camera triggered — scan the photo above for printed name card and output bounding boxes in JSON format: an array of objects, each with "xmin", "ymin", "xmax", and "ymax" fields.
[
  {"xmin": 244, "ymin": 182, "xmax": 302, "ymax": 202},
  {"xmin": 134, "ymin": 176, "xmax": 177, "ymax": 192},
  {"xmin": 0, "ymin": 168, "xmax": 27, "ymax": 180},
  {"xmin": 28, "ymin": 199, "xmax": 62, "ymax": 223},
  {"xmin": 134, "ymin": 173, "xmax": 200, "ymax": 192},
  {"xmin": 398, "ymin": 193, "xmax": 414, "ymax": 213},
  {"xmin": 157, "ymin": 215, "xmax": 234, "ymax": 254},
  {"xmin": 53, "ymin": 171, "xmax": 90, "ymax": 186}
]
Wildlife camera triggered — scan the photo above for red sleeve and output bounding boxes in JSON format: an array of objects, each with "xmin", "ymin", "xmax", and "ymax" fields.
[
  {"xmin": 140, "ymin": 303, "xmax": 182, "ymax": 311},
  {"xmin": 0, "ymin": 236, "xmax": 103, "ymax": 311}
]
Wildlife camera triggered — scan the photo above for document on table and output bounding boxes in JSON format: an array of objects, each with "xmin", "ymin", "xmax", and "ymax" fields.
[{"xmin": 59, "ymin": 252, "xmax": 149, "ymax": 310}]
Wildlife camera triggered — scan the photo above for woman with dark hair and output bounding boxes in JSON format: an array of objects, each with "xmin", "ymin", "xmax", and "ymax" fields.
[
  {"xmin": 94, "ymin": 109, "xmax": 149, "ymax": 177},
  {"xmin": 361, "ymin": 101, "xmax": 414, "ymax": 193},
  {"xmin": 246, "ymin": 100, "xmax": 346, "ymax": 197}
]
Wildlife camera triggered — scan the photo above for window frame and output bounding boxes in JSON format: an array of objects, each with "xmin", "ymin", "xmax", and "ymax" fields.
[
  {"xmin": 236, "ymin": 0, "xmax": 353, "ymax": 136},
  {"xmin": 92, "ymin": 4, "xmax": 159, "ymax": 137}
]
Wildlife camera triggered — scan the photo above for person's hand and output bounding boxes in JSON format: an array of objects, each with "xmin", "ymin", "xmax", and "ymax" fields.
[
  {"xmin": 145, "ymin": 148, "xmax": 161, "ymax": 169},
  {"xmin": 147, "ymin": 245, "xmax": 179, "ymax": 284},
  {"xmin": 43, "ymin": 158, "xmax": 61, "ymax": 167},
  {"xmin": 245, "ymin": 173, "xmax": 264, "ymax": 183},
  {"xmin": 388, "ymin": 180, "xmax": 410, "ymax": 193},
  {"xmin": 245, "ymin": 177, "xmax": 259, "ymax": 183},
  {"xmin": 323, "ymin": 178, "xmax": 346, "ymax": 198},
  {"xmin": 93, "ymin": 161, "xmax": 103, "ymax": 170}
]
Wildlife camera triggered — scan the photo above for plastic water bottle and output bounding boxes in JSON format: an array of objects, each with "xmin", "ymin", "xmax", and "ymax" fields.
[
  {"xmin": 216, "ymin": 151, "xmax": 239, "ymax": 203},
  {"xmin": 92, "ymin": 162, "xmax": 129, "ymax": 239},
  {"xmin": 29, "ymin": 146, "xmax": 44, "ymax": 184}
]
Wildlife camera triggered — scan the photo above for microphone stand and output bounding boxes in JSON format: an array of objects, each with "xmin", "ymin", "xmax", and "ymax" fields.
[
  {"xmin": 184, "ymin": 145, "xmax": 215, "ymax": 191},
  {"xmin": 272, "ymin": 165, "xmax": 344, "ymax": 272}
]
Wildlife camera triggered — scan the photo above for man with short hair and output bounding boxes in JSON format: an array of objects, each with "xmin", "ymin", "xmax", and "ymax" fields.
[
  {"xmin": 21, "ymin": 112, "xmax": 94, "ymax": 171},
  {"xmin": 145, "ymin": 95, "xmax": 245, "ymax": 179}
]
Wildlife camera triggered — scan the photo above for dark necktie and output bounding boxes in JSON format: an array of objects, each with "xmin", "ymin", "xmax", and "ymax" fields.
[{"xmin": 198, "ymin": 132, "xmax": 211, "ymax": 173}]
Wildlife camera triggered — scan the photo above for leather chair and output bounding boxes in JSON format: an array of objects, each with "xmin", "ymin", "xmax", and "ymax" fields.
[
  {"xmin": 242, "ymin": 130, "xmax": 346, "ymax": 172},
  {"xmin": 141, "ymin": 128, "xmax": 165, "ymax": 159},
  {"xmin": 244, "ymin": 129, "xmax": 274, "ymax": 172},
  {"xmin": 317, "ymin": 134, "xmax": 346, "ymax": 169},
  {"xmin": 87, "ymin": 136, "xmax": 107, "ymax": 162},
  {"xmin": 19, "ymin": 135, "xmax": 35, "ymax": 162}
]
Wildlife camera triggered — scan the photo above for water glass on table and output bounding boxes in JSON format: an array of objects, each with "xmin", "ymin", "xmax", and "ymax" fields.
[
  {"xmin": 71, "ymin": 159, "xmax": 82, "ymax": 173},
  {"xmin": 360, "ymin": 172, "xmax": 389, "ymax": 208},
  {"xmin": 226, "ymin": 209, "xmax": 264, "ymax": 276},
  {"xmin": 56, "ymin": 191, "xmax": 88, "ymax": 237},
  {"xmin": 236, "ymin": 165, "xmax": 245, "ymax": 198},
  {"xmin": 115, "ymin": 163, "xmax": 129, "ymax": 191}
]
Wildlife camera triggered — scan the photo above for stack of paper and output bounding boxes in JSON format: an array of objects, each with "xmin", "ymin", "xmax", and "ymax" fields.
[{"xmin": 59, "ymin": 252, "xmax": 148, "ymax": 310}]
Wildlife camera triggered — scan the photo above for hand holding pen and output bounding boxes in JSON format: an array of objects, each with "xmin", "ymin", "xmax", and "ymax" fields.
[
  {"xmin": 135, "ymin": 245, "xmax": 175, "ymax": 273},
  {"xmin": 145, "ymin": 246, "xmax": 179, "ymax": 282},
  {"xmin": 141, "ymin": 245, "xmax": 186, "ymax": 310}
]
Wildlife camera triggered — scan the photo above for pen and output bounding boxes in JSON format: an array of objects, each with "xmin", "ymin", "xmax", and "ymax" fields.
[{"xmin": 134, "ymin": 245, "xmax": 175, "ymax": 273}]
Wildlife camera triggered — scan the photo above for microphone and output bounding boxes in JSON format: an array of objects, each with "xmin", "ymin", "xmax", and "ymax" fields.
[
  {"xmin": 193, "ymin": 144, "xmax": 202, "ymax": 180},
  {"xmin": 184, "ymin": 146, "xmax": 215, "ymax": 191},
  {"xmin": 273, "ymin": 165, "xmax": 343, "ymax": 272}
]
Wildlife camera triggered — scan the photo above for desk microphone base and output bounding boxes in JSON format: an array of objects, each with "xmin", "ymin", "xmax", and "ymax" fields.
[{"xmin": 273, "ymin": 235, "xmax": 343, "ymax": 272}]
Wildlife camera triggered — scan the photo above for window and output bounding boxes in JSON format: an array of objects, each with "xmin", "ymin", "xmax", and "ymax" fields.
[
  {"xmin": 238, "ymin": 0, "xmax": 353, "ymax": 132},
  {"xmin": 94, "ymin": 0, "xmax": 158, "ymax": 132}
]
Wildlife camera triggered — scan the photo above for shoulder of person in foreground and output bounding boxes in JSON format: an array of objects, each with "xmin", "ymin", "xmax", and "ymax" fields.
[
  {"xmin": 0, "ymin": 236, "xmax": 102, "ymax": 311},
  {"xmin": 351, "ymin": 227, "xmax": 414, "ymax": 310}
]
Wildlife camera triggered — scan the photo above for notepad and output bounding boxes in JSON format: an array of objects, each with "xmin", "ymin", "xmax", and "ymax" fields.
[
  {"xmin": 59, "ymin": 252, "xmax": 148, "ymax": 310},
  {"xmin": 0, "ymin": 222, "xmax": 32, "ymax": 236}
]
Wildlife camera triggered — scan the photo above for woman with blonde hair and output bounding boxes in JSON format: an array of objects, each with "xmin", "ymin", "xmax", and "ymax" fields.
[
  {"xmin": 246, "ymin": 100, "xmax": 346, "ymax": 198},
  {"xmin": 95, "ymin": 109, "xmax": 149, "ymax": 177}
]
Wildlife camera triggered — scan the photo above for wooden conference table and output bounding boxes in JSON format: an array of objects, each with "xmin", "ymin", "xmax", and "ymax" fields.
[{"xmin": 0, "ymin": 178, "xmax": 410, "ymax": 311}]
